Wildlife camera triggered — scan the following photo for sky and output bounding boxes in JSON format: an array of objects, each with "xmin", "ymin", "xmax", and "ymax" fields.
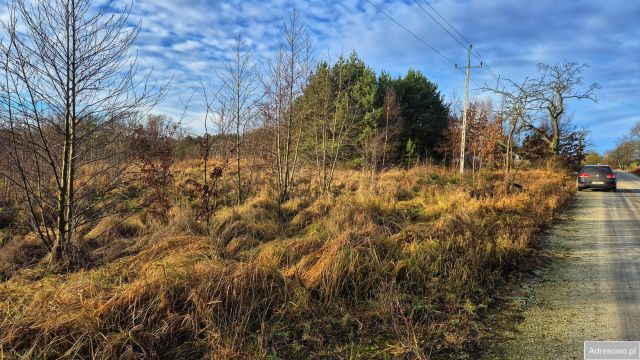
[{"xmin": 9, "ymin": 0, "xmax": 640, "ymax": 153}]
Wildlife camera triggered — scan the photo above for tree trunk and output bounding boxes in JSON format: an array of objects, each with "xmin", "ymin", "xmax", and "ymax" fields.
[{"xmin": 550, "ymin": 116, "xmax": 560, "ymax": 155}]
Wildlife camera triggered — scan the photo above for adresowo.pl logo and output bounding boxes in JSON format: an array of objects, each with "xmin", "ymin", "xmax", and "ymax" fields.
[{"xmin": 584, "ymin": 341, "xmax": 640, "ymax": 360}]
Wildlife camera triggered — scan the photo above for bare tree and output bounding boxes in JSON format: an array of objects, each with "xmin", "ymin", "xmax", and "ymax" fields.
[
  {"xmin": 217, "ymin": 35, "xmax": 260, "ymax": 206},
  {"xmin": 441, "ymin": 100, "xmax": 503, "ymax": 187},
  {"xmin": 525, "ymin": 61, "xmax": 599, "ymax": 155},
  {"xmin": 305, "ymin": 61, "xmax": 349, "ymax": 192},
  {"xmin": 262, "ymin": 10, "xmax": 313, "ymax": 204},
  {"xmin": 482, "ymin": 61, "xmax": 597, "ymax": 187},
  {"xmin": 483, "ymin": 79, "xmax": 536, "ymax": 185},
  {"xmin": 200, "ymin": 82, "xmax": 214, "ymax": 227},
  {"xmin": 499, "ymin": 82, "xmax": 530, "ymax": 178},
  {"xmin": 131, "ymin": 115, "xmax": 178, "ymax": 217},
  {"xmin": 0, "ymin": 0, "xmax": 162, "ymax": 261}
]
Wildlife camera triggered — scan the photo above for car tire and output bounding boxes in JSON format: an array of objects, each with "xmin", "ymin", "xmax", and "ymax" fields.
[
  {"xmin": 577, "ymin": 186, "xmax": 583, "ymax": 191},
  {"xmin": 611, "ymin": 188, "xmax": 617, "ymax": 192}
]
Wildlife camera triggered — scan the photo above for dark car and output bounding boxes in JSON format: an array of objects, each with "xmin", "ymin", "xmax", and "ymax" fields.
[{"xmin": 577, "ymin": 165, "xmax": 617, "ymax": 192}]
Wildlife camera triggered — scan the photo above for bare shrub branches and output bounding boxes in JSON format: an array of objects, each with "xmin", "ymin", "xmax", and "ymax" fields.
[
  {"xmin": 131, "ymin": 115, "xmax": 178, "ymax": 217},
  {"xmin": 0, "ymin": 0, "xmax": 164, "ymax": 261}
]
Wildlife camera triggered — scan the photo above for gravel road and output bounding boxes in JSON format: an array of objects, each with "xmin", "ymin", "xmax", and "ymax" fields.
[{"xmin": 482, "ymin": 171, "xmax": 640, "ymax": 359}]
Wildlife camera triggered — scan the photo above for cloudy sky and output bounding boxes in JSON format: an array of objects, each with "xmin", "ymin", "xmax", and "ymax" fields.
[{"xmin": 102, "ymin": 1, "xmax": 640, "ymax": 152}]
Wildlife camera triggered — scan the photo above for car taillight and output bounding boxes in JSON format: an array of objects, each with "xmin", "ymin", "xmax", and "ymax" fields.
[
  {"xmin": 606, "ymin": 173, "xmax": 616, "ymax": 179},
  {"xmin": 579, "ymin": 173, "xmax": 590, "ymax": 178}
]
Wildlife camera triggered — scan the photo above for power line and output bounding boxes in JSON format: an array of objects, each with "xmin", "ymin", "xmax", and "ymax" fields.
[
  {"xmin": 364, "ymin": 0, "xmax": 458, "ymax": 66},
  {"xmin": 363, "ymin": 0, "xmax": 484, "ymax": 88},
  {"xmin": 368, "ymin": 0, "xmax": 495, "ymax": 175},
  {"xmin": 418, "ymin": 0, "xmax": 502, "ymax": 86},
  {"xmin": 419, "ymin": 0, "xmax": 471, "ymax": 46},
  {"xmin": 457, "ymin": 45, "xmax": 483, "ymax": 175},
  {"xmin": 472, "ymin": 48, "xmax": 501, "ymax": 85},
  {"xmin": 469, "ymin": 76, "xmax": 482, "ymax": 89},
  {"xmin": 412, "ymin": 0, "xmax": 466, "ymax": 50}
]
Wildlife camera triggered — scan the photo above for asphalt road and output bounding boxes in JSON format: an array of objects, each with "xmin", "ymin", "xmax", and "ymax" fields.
[{"xmin": 483, "ymin": 171, "xmax": 640, "ymax": 359}]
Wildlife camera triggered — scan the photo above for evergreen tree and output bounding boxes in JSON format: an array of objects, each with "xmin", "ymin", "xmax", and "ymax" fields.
[{"xmin": 392, "ymin": 69, "xmax": 449, "ymax": 163}]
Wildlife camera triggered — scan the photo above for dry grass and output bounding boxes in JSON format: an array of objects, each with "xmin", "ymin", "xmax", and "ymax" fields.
[
  {"xmin": 0, "ymin": 165, "xmax": 572, "ymax": 359},
  {"xmin": 0, "ymin": 234, "xmax": 47, "ymax": 279}
]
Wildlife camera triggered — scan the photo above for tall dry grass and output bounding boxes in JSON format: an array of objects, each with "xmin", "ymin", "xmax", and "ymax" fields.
[{"xmin": 0, "ymin": 164, "xmax": 572, "ymax": 359}]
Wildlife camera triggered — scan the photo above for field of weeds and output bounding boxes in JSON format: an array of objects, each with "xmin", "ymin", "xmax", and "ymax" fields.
[{"xmin": 0, "ymin": 164, "xmax": 572, "ymax": 359}]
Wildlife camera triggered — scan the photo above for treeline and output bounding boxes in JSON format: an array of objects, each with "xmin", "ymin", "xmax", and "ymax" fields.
[
  {"xmin": 175, "ymin": 54, "xmax": 449, "ymax": 169},
  {"xmin": 172, "ymin": 56, "xmax": 596, "ymax": 195},
  {"xmin": 588, "ymin": 121, "xmax": 640, "ymax": 169}
]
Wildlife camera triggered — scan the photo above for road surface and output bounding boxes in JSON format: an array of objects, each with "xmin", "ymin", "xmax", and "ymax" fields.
[{"xmin": 482, "ymin": 171, "xmax": 640, "ymax": 359}]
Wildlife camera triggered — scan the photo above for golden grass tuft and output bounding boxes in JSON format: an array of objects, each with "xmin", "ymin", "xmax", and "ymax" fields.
[
  {"xmin": 84, "ymin": 215, "xmax": 146, "ymax": 242},
  {"xmin": 211, "ymin": 193, "xmax": 280, "ymax": 248}
]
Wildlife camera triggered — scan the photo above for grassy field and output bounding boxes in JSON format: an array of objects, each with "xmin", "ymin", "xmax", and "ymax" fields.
[{"xmin": 0, "ymin": 163, "xmax": 572, "ymax": 359}]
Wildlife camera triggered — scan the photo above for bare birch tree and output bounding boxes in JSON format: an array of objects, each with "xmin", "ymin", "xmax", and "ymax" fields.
[
  {"xmin": 310, "ymin": 58, "xmax": 362, "ymax": 192},
  {"xmin": 307, "ymin": 55, "xmax": 376, "ymax": 192},
  {"xmin": 217, "ymin": 35, "xmax": 259, "ymax": 206},
  {"xmin": 200, "ymin": 82, "xmax": 233, "ymax": 224},
  {"xmin": 0, "ymin": 0, "xmax": 162, "ymax": 261},
  {"xmin": 305, "ymin": 62, "xmax": 342, "ymax": 192},
  {"xmin": 262, "ymin": 10, "xmax": 312, "ymax": 204}
]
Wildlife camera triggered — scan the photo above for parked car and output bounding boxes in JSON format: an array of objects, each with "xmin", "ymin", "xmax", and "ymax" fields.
[{"xmin": 576, "ymin": 164, "xmax": 617, "ymax": 192}]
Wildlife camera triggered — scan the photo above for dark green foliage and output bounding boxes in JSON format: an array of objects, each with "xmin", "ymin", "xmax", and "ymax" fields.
[
  {"xmin": 376, "ymin": 70, "xmax": 450, "ymax": 165},
  {"xmin": 172, "ymin": 57, "xmax": 451, "ymax": 171},
  {"xmin": 558, "ymin": 128, "xmax": 587, "ymax": 170},
  {"xmin": 296, "ymin": 52, "xmax": 380, "ymax": 182},
  {"xmin": 0, "ymin": 205, "xmax": 14, "ymax": 229},
  {"xmin": 404, "ymin": 139, "xmax": 418, "ymax": 166},
  {"xmin": 299, "ymin": 55, "xmax": 450, "ymax": 168},
  {"xmin": 390, "ymin": 69, "xmax": 449, "ymax": 163}
]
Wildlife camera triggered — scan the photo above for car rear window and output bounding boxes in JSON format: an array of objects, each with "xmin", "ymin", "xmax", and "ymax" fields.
[{"xmin": 582, "ymin": 166, "xmax": 613, "ymax": 175}]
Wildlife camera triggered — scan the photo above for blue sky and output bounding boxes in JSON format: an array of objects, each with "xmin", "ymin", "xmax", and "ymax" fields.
[{"xmin": 38, "ymin": 1, "xmax": 640, "ymax": 152}]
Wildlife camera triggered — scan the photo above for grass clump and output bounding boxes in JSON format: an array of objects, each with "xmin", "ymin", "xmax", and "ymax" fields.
[
  {"xmin": 84, "ymin": 215, "xmax": 145, "ymax": 242},
  {"xmin": 0, "ymin": 234, "xmax": 47, "ymax": 280}
]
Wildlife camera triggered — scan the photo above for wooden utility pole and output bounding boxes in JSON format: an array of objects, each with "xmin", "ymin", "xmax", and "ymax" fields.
[{"xmin": 456, "ymin": 44, "xmax": 482, "ymax": 176}]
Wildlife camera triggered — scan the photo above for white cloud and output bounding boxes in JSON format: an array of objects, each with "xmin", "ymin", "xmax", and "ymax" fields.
[
  {"xmin": 4, "ymin": 0, "xmax": 635, "ymax": 151},
  {"xmin": 172, "ymin": 40, "xmax": 201, "ymax": 52}
]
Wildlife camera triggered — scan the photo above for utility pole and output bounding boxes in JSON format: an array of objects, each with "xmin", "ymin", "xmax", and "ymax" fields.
[{"xmin": 456, "ymin": 44, "xmax": 482, "ymax": 176}]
